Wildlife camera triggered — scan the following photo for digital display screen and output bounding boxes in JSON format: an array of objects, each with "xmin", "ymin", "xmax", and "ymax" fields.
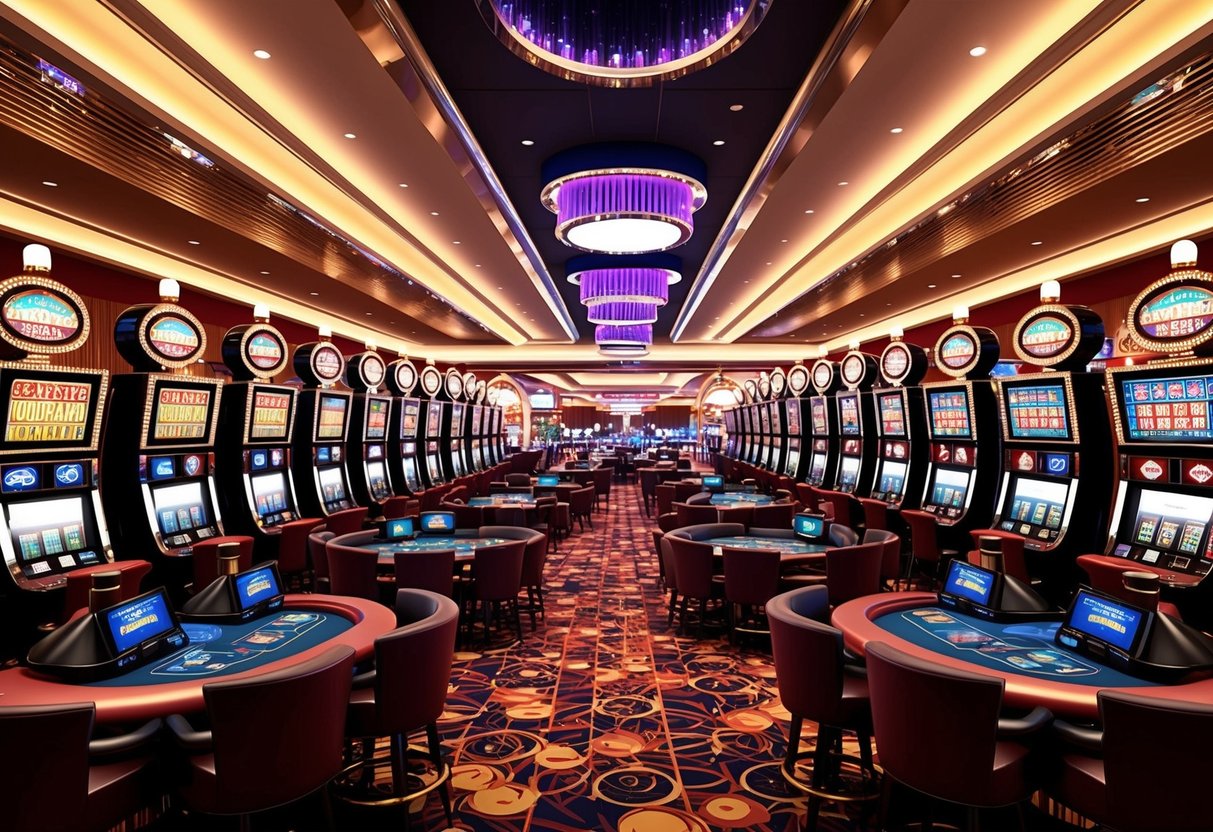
[
  {"xmin": 401, "ymin": 401, "xmax": 420, "ymax": 439},
  {"xmin": 702, "ymin": 475, "xmax": 724, "ymax": 490},
  {"xmin": 248, "ymin": 387, "xmax": 291, "ymax": 441},
  {"xmin": 450, "ymin": 403, "xmax": 465, "ymax": 434},
  {"xmin": 316, "ymin": 394, "xmax": 348, "ymax": 440},
  {"xmin": 1130, "ymin": 489, "xmax": 1213, "ymax": 555},
  {"xmin": 877, "ymin": 460, "xmax": 907, "ymax": 496},
  {"xmin": 809, "ymin": 454, "xmax": 826, "ymax": 483},
  {"xmin": 759, "ymin": 403, "xmax": 771, "ymax": 435},
  {"xmin": 104, "ymin": 589, "xmax": 177, "ymax": 654},
  {"xmin": 838, "ymin": 393, "xmax": 860, "ymax": 436},
  {"xmin": 8, "ymin": 495, "xmax": 95, "ymax": 562},
  {"xmin": 234, "ymin": 565, "xmax": 280, "ymax": 611},
  {"xmin": 929, "ymin": 467, "xmax": 971, "ymax": 509},
  {"xmin": 386, "ymin": 516, "xmax": 414, "ymax": 539},
  {"xmin": 426, "ymin": 404, "xmax": 443, "ymax": 437},
  {"xmin": 838, "ymin": 455, "xmax": 860, "ymax": 489},
  {"xmin": 1004, "ymin": 382, "xmax": 1071, "ymax": 440},
  {"xmin": 151, "ymin": 481, "xmax": 210, "ymax": 536},
  {"xmin": 1119, "ymin": 373, "xmax": 1213, "ymax": 442},
  {"xmin": 944, "ymin": 561, "xmax": 996, "ymax": 607},
  {"xmin": 877, "ymin": 392, "xmax": 907, "ymax": 437},
  {"xmin": 784, "ymin": 448, "xmax": 801, "ymax": 478},
  {"xmin": 4, "ymin": 376, "xmax": 93, "ymax": 444},
  {"xmin": 529, "ymin": 392, "xmax": 555, "ymax": 409},
  {"xmin": 250, "ymin": 472, "xmax": 289, "ymax": 518},
  {"xmin": 420, "ymin": 511, "xmax": 455, "ymax": 534},
  {"xmin": 366, "ymin": 460, "xmax": 389, "ymax": 500},
  {"xmin": 365, "ymin": 398, "xmax": 389, "ymax": 440},
  {"xmin": 810, "ymin": 399, "xmax": 828, "ymax": 435},
  {"xmin": 793, "ymin": 514, "xmax": 824, "ymax": 541},
  {"xmin": 318, "ymin": 466, "xmax": 347, "ymax": 504},
  {"xmin": 1007, "ymin": 476, "xmax": 1070, "ymax": 532},
  {"xmin": 927, "ymin": 388, "xmax": 973, "ymax": 439},
  {"xmin": 150, "ymin": 383, "xmax": 213, "ymax": 443},
  {"xmin": 1065, "ymin": 589, "xmax": 1145, "ymax": 653},
  {"xmin": 785, "ymin": 399, "xmax": 801, "ymax": 435},
  {"xmin": 770, "ymin": 403, "xmax": 783, "ymax": 434},
  {"xmin": 537, "ymin": 475, "xmax": 559, "ymax": 486}
]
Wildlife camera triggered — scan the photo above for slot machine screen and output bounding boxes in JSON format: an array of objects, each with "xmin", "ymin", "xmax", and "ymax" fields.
[
  {"xmin": 426, "ymin": 404, "xmax": 443, "ymax": 437},
  {"xmin": 102, "ymin": 588, "xmax": 179, "ymax": 655},
  {"xmin": 365, "ymin": 460, "xmax": 389, "ymax": 500},
  {"xmin": 315, "ymin": 394, "xmax": 348, "ymax": 440},
  {"xmin": 759, "ymin": 403, "xmax": 771, "ymax": 435},
  {"xmin": 811, "ymin": 399, "xmax": 829, "ymax": 435},
  {"xmin": 150, "ymin": 481, "xmax": 211, "ymax": 536},
  {"xmin": 838, "ymin": 455, "xmax": 860, "ymax": 489},
  {"xmin": 942, "ymin": 561, "xmax": 997, "ymax": 607},
  {"xmin": 770, "ymin": 402, "xmax": 783, "ymax": 434},
  {"xmin": 450, "ymin": 403, "xmax": 465, "ymax": 434},
  {"xmin": 364, "ymin": 397, "xmax": 389, "ymax": 440},
  {"xmin": 0, "ymin": 369, "xmax": 104, "ymax": 452},
  {"xmin": 724, "ymin": 410, "xmax": 736, "ymax": 434},
  {"xmin": 837, "ymin": 393, "xmax": 861, "ymax": 436},
  {"xmin": 1002, "ymin": 380, "xmax": 1073, "ymax": 441},
  {"xmin": 785, "ymin": 399, "xmax": 801, "ymax": 435},
  {"xmin": 145, "ymin": 380, "xmax": 217, "ymax": 447},
  {"xmin": 250, "ymin": 472, "xmax": 289, "ymax": 518},
  {"xmin": 1115, "ymin": 370, "xmax": 1213, "ymax": 443},
  {"xmin": 784, "ymin": 447, "xmax": 801, "ymax": 478},
  {"xmin": 1062, "ymin": 589, "xmax": 1147, "ymax": 654},
  {"xmin": 877, "ymin": 392, "xmax": 907, "ymax": 437},
  {"xmin": 246, "ymin": 386, "xmax": 291, "ymax": 442},
  {"xmin": 318, "ymin": 466, "xmax": 347, "ymax": 503},
  {"xmin": 877, "ymin": 460, "xmax": 907, "ymax": 497},
  {"xmin": 7, "ymin": 495, "xmax": 100, "ymax": 564},
  {"xmin": 928, "ymin": 467, "xmax": 971, "ymax": 509},
  {"xmin": 1007, "ymin": 476, "xmax": 1070, "ymax": 532},
  {"xmin": 809, "ymin": 454, "xmax": 827, "ymax": 483},
  {"xmin": 926, "ymin": 387, "xmax": 974, "ymax": 440},
  {"xmin": 401, "ymin": 402, "xmax": 420, "ymax": 439},
  {"xmin": 1128, "ymin": 489, "xmax": 1213, "ymax": 557}
]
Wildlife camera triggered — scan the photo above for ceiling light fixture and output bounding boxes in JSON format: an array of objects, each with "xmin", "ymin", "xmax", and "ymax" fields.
[
  {"xmin": 521, "ymin": 139, "xmax": 535, "ymax": 146},
  {"xmin": 253, "ymin": 49, "xmax": 271, "ymax": 60},
  {"xmin": 541, "ymin": 143, "xmax": 707, "ymax": 254},
  {"xmin": 1135, "ymin": 197, "xmax": 1150, "ymax": 203},
  {"xmin": 41, "ymin": 180, "xmax": 57, "ymax": 187},
  {"xmin": 343, "ymin": 132, "xmax": 356, "ymax": 139},
  {"xmin": 586, "ymin": 301, "xmax": 659, "ymax": 325},
  {"xmin": 398, "ymin": 182, "xmax": 409, "ymax": 188},
  {"xmin": 712, "ymin": 139, "xmax": 725, "ymax": 146},
  {"xmin": 890, "ymin": 127, "xmax": 903, "ymax": 134},
  {"xmin": 1030, "ymin": 240, "xmax": 1043, "ymax": 245},
  {"xmin": 969, "ymin": 46, "xmax": 987, "ymax": 57},
  {"xmin": 804, "ymin": 209, "xmax": 814, "ymax": 214},
  {"xmin": 729, "ymin": 104, "xmax": 744, "ymax": 112}
]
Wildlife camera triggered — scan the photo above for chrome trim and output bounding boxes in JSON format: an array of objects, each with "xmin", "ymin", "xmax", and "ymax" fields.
[{"xmin": 371, "ymin": 0, "xmax": 579, "ymax": 342}]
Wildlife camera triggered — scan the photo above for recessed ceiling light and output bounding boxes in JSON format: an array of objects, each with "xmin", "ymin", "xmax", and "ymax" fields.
[
  {"xmin": 475, "ymin": 264, "xmax": 482, "ymax": 268},
  {"xmin": 969, "ymin": 46, "xmax": 987, "ymax": 57},
  {"xmin": 1030, "ymin": 240, "xmax": 1043, "ymax": 246},
  {"xmin": 729, "ymin": 103, "xmax": 744, "ymax": 112},
  {"xmin": 1135, "ymin": 197, "xmax": 1150, "ymax": 203},
  {"xmin": 838, "ymin": 181, "xmax": 848, "ymax": 186},
  {"xmin": 41, "ymin": 180, "xmax": 57, "ymax": 187},
  {"xmin": 365, "ymin": 312, "xmax": 373, "ymax": 316},
  {"xmin": 712, "ymin": 140, "xmax": 725, "ymax": 146},
  {"xmin": 343, "ymin": 132, "xmax": 356, "ymax": 139},
  {"xmin": 253, "ymin": 49, "xmax": 271, "ymax": 60},
  {"xmin": 886, "ymin": 302, "xmax": 891, "ymax": 306},
  {"xmin": 804, "ymin": 209, "xmax": 814, "ymax": 214},
  {"xmin": 766, "ymin": 261, "xmax": 773, "ymax": 266},
  {"xmin": 927, "ymin": 283, "xmax": 937, "ymax": 288},
  {"xmin": 521, "ymin": 139, "xmax": 535, "ymax": 146},
  {"xmin": 497, "ymin": 285, "xmax": 503, "ymax": 289},
  {"xmin": 259, "ymin": 270, "xmax": 270, "ymax": 275},
  {"xmin": 430, "ymin": 211, "xmax": 439, "ymax": 216},
  {"xmin": 398, "ymin": 182, "xmax": 409, "ymax": 188},
  {"xmin": 952, "ymin": 273, "xmax": 962, "ymax": 278},
  {"xmin": 309, "ymin": 291, "xmax": 319, "ymax": 296},
  {"xmin": 453, "ymin": 240, "xmax": 461, "ymax": 245},
  {"xmin": 890, "ymin": 127, "xmax": 903, "ymax": 134},
  {"xmin": 187, "ymin": 240, "xmax": 200, "ymax": 245},
  {"xmin": 780, "ymin": 239, "xmax": 788, "ymax": 243},
  {"xmin": 859, "ymin": 313, "xmax": 865, "ymax": 317}
]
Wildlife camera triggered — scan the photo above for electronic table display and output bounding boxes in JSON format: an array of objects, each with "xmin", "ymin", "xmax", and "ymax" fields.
[
  {"xmin": 943, "ymin": 560, "xmax": 997, "ymax": 607},
  {"xmin": 234, "ymin": 565, "xmax": 281, "ymax": 612},
  {"xmin": 1062, "ymin": 589, "xmax": 1147, "ymax": 654},
  {"xmin": 793, "ymin": 513, "xmax": 825, "ymax": 541},
  {"xmin": 103, "ymin": 588, "xmax": 179, "ymax": 655}
]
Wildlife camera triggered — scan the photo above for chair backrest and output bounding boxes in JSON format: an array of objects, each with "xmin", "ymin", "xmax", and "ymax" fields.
[
  {"xmin": 795, "ymin": 483, "xmax": 820, "ymax": 513},
  {"xmin": 592, "ymin": 467, "xmax": 612, "ymax": 493},
  {"xmin": 380, "ymin": 495, "xmax": 416, "ymax": 520},
  {"xmin": 325, "ymin": 506, "xmax": 368, "ymax": 536},
  {"xmin": 666, "ymin": 535, "xmax": 716, "ymax": 598},
  {"xmin": 901, "ymin": 509, "xmax": 944, "ymax": 562},
  {"xmin": 370, "ymin": 590, "xmax": 459, "ymax": 734},
  {"xmin": 655, "ymin": 483, "xmax": 676, "ymax": 516},
  {"xmin": 675, "ymin": 502, "xmax": 719, "ymax": 527},
  {"xmin": 752, "ymin": 502, "xmax": 797, "ymax": 529},
  {"xmin": 471, "ymin": 539, "xmax": 526, "ymax": 601},
  {"xmin": 657, "ymin": 512, "xmax": 681, "ymax": 533},
  {"xmin": 307, "ymin": 528, "xmax": 335, "ymax": 583},
  {"xmin": 493, "ymin": 505, "xmax": 528, "ymax": 527},
  {"xmin": 666, "ymin": 522, "xmax": 746, "ymax": 541},
  {"xmin": 672, "ymin": 481, "xmax": 700, "ymax": 502},
  {"xmin": 767, "ymin": 586, "xmax": 851, "ymax": 724},
  {"xmin": 715, "ymin": 504, "xmax": 755, "ymax": 528},
  {"xmin": 204, "ymin": 645, "xmax": 355, "ymax": 814},
  {"xmin": 445, "ymin": 484, "xmax": 471, "ymax": 504},
  {"xmin": 858, "ymin": 497, "xmax": 890, "ymax": 532},
  {"xmin": 1100, "ymin": 690, "xmax": 1213, "ymax": 831},
  {"xmin": 828, "ymin": 523, "xmax": 859, "ymax": 548},
  {"xmin": 443, "ymin": 502, "xmax": 485, "ymax": 530},
  {"xmin": 659, "ymin": 535, "xmax": 678, "ymax": 592},
  {"xmin": 520, "ymin": 532, "xmax": 547, "ymax": 585},
  {"xmin": 863, "ymin": 528, "xmax": 902, "ymax": 583},
  {"xmin": 0, "ymin": 701, "xmax": 93, "ymax": 826},
  {"xmin": 722, "ymin": 546, "xmax": 782, "ymax": 606},
  {"xmin": 570, "ymin": 485, "xmax": 595, "ymax": 514},
  {"xmin": 326, "ymin": 540, "xmax": 382, "ymax": 601},
  {"xmin": 476, "ymin": 526, "xmax": 542, "ymax": 541},
  {"xmin": 685, "ymin": 490, "xmax": 713, "ymax": 505},
  {"xmin": 865, "ymin": 641, "xmax": 1003, "ymax": 805},
  {"xmin": 825, "ymin": 540, "xmax": 885, "ymax": 607},
  {"xmin": 394, "ymin": 547, "xmax": 455, "ymax": 597}
]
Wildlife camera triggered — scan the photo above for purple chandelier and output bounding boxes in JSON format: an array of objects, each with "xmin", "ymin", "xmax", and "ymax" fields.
[
  {"xmin": 578, "ymin": 267, "xmax": 671, "ymax": 307},
  {"xmin": 548, "ymin": 172, "xmax": 703, "ymax": 253},
  {"xmin": 586, "ymin": 301, "xmax": 658, "ymax": 326},
  {"xmin": 596, "ymin": 323, "xmax": 652, "ymax": 355}
]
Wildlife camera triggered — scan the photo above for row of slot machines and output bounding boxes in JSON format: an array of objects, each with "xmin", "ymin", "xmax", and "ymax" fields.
[
  {"xmin": 722, "ymin": 243, "xmax": 1213, "ymax": 625},
  {"xmin": 0, "ymin": 247, "xmax": 507, "ymax": 641}
]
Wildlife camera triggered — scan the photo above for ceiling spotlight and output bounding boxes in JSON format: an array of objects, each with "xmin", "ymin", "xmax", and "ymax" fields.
[
  {"xmin": 399, "ymin": 182, "xmax": 409, "ymax": 188},
  {"xmin": 804, "ymin": 209, "xmax": 814, "ymax": 214},
  {"xmin": 253, "ymin": 49, "xmax": 271, "ymax": 60},
  {"xmin": 521, "ymin": 139, "xmax": 535, "ymax": 146},
  {"xmin": 927, "ymin": 283, "xmax": 937, "ymax": 288},
  {"xmin": 890, "ymin": 127, "xmax": 903, "ymax": 134},
  {"xmin": 838, "ymin": 181, "xmax": 848, "ymax": 186},
  {"xmin": 1135, "ymin": 197, "xmax": 1150, "ymax": 203},
  {"xmin": 729, "ymin": 104, "xmax": 744, "ymax": 112},
  {"xmin": 309, "ymin": 292, "xmax": 319, "ymax": 296},
  {"xmin": 187, "ymin": 240, "xmax": 200, "ymax": 245},
  {"xmin": 712, "ymin": 139, "xmax": 725, "ymax": 146},
  {"xmin": 969, "ymin": 46, "xmax": 987, "ymax": 57},
  {"xmin": 452, "ymin": 240, "xmax": 461, "ymax": 245},
  {"xmin": 259, "ymin": 270, "xmax": 270, "ymax": 275},
  {"xmin": 41, "ymin": 180, "xmax": 57, "ymax": 187},
  {"xmin": 1030, "ymin": 240, "xmax": 1043, "ymax": 246},
  {"xmin": 951, "ymin": 273, "xmax": 962, "ymax": 278},
  {"xmin": 343, "ymin": 132, "xmax": 357, "ymax": 139}
]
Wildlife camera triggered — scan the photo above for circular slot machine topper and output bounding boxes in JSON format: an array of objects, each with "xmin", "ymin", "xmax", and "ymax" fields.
[
  {"xmin": 486, "ymin": 384, "xmax": 500, "ymax": 406},
  {"xmin": 345, "ymin": 348, "xmax": 387, "ymax": 392},
  {"xmin": 222, "ymin": 307, "xmax": 289, "ymax": 381},
  {"xmin": 810, "ymin": 358, "xmax": 840, "ymax": 395},
  {"xmin": 839, "ymin": 345, "xmax": 879, "ymax": 391},
  {"xmin": 787, "ymin": 362, "xmax": 811, "ymax": 397},
  {"xmin": 757, "ymin": 373, "xmax": 772, "ymax": 401},
  {"xmin": 743, "ymin": 378, "xmax": 758, "ymax": 403},
  {"xmin": 443, "ymin": 368, "xmax": 465, "ymax": 401},
  {"xmin": 385, "ymin": 357, "xmax": 419, "ymax": 397},
  {"xmin": 932, "ymin": 307, "xmax": 1000, "ymax": 379},
  {"xmin": 293, "ymin": 330, "xmax": 346, "ymax": 388},
  {"xmin": 879, "ymin": 329, "xmax": 928, "ymax": 387},
  {"xmin": 0, "ymin": 244, "xmax": 92, "ymax": 362},
  {"xmin": 419, "ymin": 364, "xmax": 443, "ymax": 399},
  {"xmin": 463, "ymin": 371, "xmax": 478, "ymax": 399},
  {"xmin": 1126, "ymin": 240, "xmax": 1213, "ymax": 357},
  {"xmin": 113, "ymin": 279, "xmax": 207, "ymax": 371},
  {"xmin": 770, "ymin": 366, "xmax": 788, "ymax": 398},
  {"xmin": 1012, "ymin": 281, "xmax": 1104, "ymax": 370}
]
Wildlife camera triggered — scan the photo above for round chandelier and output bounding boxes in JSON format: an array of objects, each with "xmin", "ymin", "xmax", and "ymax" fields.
[
  {"xmin": 567, "ymin": 253, "xmax": 681, "ymax": 309},
  {"xmin": 596, "ymin": 323, "xmax": 652, "ymax": 356},
  {"xmin": 542, "ymin": 144, "xmax": 707, "ymax": 254},
  {"xmin": 586, "ymin": 301, "xmax": 659, "ymax": 326}
]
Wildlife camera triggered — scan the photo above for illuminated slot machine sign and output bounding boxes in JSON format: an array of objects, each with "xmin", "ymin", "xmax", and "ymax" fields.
[
  {"xmin": 316, "ymin": 394, "xmax": 349, "ymax": 442},
  {"xmin": 145, "ymin": 380, "xmax": 218, "ymax": 447},
  {"xmin": 246, "ymin": 386, "xmax": 292, "ymax": 443},
  {"xmin": 783, "ymin": 398, "xmax": 802, "ymax": 478}
]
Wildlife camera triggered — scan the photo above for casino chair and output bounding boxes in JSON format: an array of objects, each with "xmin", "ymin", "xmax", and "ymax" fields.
[
  {"xmin": 865, "ymin": 641, "xmax": 1052, "ymax": 831},
  {"xmin": 327, "ymin": 533, "xmax": 391, "ymax": 604},
  {"xmin": 61, "ymin": 560, "xmax": 153, "ymax": 622},
  {"xmin": 505, "ymin": 473, "xmax": 532, "ymax": 487},
  {"xmin": 441, "ymin": 501, "xmax": 485, "ymax": 531},
  {"xmin": 444, "ymin": 484, "xmax": 472, "ymax": 504},
  {"xmin": 639, "ymin": 468, "xmax": 661, "ymax": 516},
  {"xmin": 394, "ymin": 547, "xmax": 457, "ymax": 599},
  {"xmin": 463, "ymin": 538, "xmax": 526, "ymax": 646},
  {"xmin": 673, "ymin": 481, "xmax": 701, "ymax": 502},
  {"xmin": 722, "ymin": 545, "xmax": 782, "ymax": 644},
  {"xmin": 862, "ymin": 528, "xmax": 903, "ymax": 592},
  {"xmin": 191, "ymin": 536, "xmax": 254, "ymax": 595},
  {"xmin": 716, "ymin": 504, "xmax": 756, "ymax": 530},
  {"xmin": 675, "ymin": 501, "xmax": 720, "ymax": 527},
  {"xmin": 685, "ymin": 491, "xmax": 713, "ymax": 505},
  {"xmin": 796, "ymin": 483, "xmax": 822, "ymax": 514},
  {"xmin": 666, "ymin": 536, "xmax": 725, "ymax": 637},
  {"xmin": 569, "ymin": 485, "xmax": 596, "ymax": 532},
  {"xmin": 1048, "ymin": 690, "xmax": 1213, "ymax": 832},
  {"xmin": 167, "ymin": 645, "xmax": 356, "ymax": 831},
  {"xmin": 338, "ymin": 590, "xmax": 459, "ymax": 830},
  {"xmin": 473, "ymin": 527, "xmax": 548, "ymax": 629},
  {"xmin": 327, "ymin": 505, "xmax": 370, "ymax": 536},
  {"xmin": 752, "ymin": 501, "xmax": 797, "ymax": 529},
  {"xmin": 1074, "ymin": 557, "xmax": 1184, "ymax": 619},
  {"xmin": 308, "ymin": 527, "xmax": 335, "ymax": 593},
  {"xmin": 0, "ymin": 702, "xmax": 162, "ymax": 832},
  {"xmin": 900, "ymin": 509, "xmax": 959, "ymax": 590},
  {"xmin": 654, "ymin": 482, "xmax": 677, "ymax": 517},
  {"xmin": 816, "ymin": 488, "xmax": 860, "ymax": 531},
  {"xmin": 857, "ymin": 497, "xmax": 890, "ymax": 534},
  {"xmin": 657, "ymin": 511, "xmax": 681, "ymax": 533},
  {"xmin": 828, "ymin": 523, "xmax": 860, "ymax": 548},
  {"xmin": 768, "ymin": 586, "xmax": 879, "ymax": 831},
  {"xmin": 592, "ymin": 466, "xmax": 613, "ymax": 512},
  {"xmin": 381, "ymin": 495, "xmax": 418, "ymax": 520}
]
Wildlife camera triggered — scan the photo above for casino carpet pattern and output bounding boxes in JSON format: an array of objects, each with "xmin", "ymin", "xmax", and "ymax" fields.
[{"xmin": 412, "ymin": 479, "xmax": 863, "ymax": 832}]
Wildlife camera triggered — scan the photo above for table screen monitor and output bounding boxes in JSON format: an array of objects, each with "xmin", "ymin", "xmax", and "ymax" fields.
[
  {"xmin": 150, "ymin": 480, "xmax": 210, "ymax": 536},
  {"xmin": 701, "ymin": 474, "xmax": 724, "ymax": 492},
  {"xmin": 102, "ymin": 587, "xmax": 180, "ymax": 656},
  {"xmin": 419, "ymin": 511, "xmax": 456, "ymax": 535},
  {"xmin": 385, "ymin": 516, "xmax": 415, "ymax": 540},
  {"xmin": 942, "ymin": 560, "xmax": 997, "ymax": 608},
  {"xmin": 234, "ymin": 563, "xmax": 283, "ymax": 613},
  {"xmin": 1061, "ymin": 588, "xmax": 1148, "ymax": 655},
  {"xmin": 793, "ymin": 513, "xmax": 825, "ymax": 542},
  {"xmin": 537, "ymin": 474, "xmax": 560, "ymax": 486},
  {"xmin": 926, "ymin": 386, "xmax": 974, "ymax": 440},
  {"xmin": 838, "ymin": 455, "xmax": 860, "ymax": 489},
  {"xmin": 1007, "ymin": 476, "xmax": 1070, "ymax": 532},
  {"xmin": 250, "ymin": 471, "xmax": 289, "ymax": 518},
  {"xmin": 1128, "ymin": 488, "xmax": 1213, "ymax": 557},
  {"xmin": 928, "ymin": 467, "xmax": 971, "ymax": 509}
]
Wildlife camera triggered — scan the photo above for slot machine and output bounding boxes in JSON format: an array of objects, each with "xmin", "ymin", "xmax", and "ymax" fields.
[
  {"xmin": 723, "ymin": 407, "xmax": 739, "ymax": 460},
  {"xmin": 0, "ymin": 246, "xmax": 111, "ymax": 635},
  {"xmin": 732, "ymin": 395, "xmax": 749, "ymax": 465},
  {"xmin": 1085, "ymin": 241, "xmax": 1213, "ymax": 627},
  {"xmin": 805, "ymin": 358, "xmax": 841, "ymax": 489},
  {"xmin": 441, "ymin": 369, "xmax": 468, "ymax": 481},
  {"xmin": 832, "ymin": 345, "xmax": 880, "ymax": 496},
  {"xmin": 919, "ymin": 307, "xmax": 1003, "ymax": 551},
  {"xmin": 344, "ymin": 348, "xmax": 396, "ymax": 510},
  {"xmin": 417, "ymin": 363, "xmax": 446, "ymax": 486},
  {"xmin": 463, "ymin": 372, "xmax": 483, "ymax": 473},
  {"xmin": 991, "ymin": 280, "xmax": 1112, "ymax": 590},
  {"xmin": 757, "ymin": 374, "xmax": 775, "ymax": 470},
  {"xmin": 484, "ymin": 384, "xmax": 501, "ymax": 466},
  {"xmin": 213, "ymin": 307, "xmax": 309, "ymax": 555},
  {"xmin": 744, "ymin": 379, "xmax": 761, "ymax": 467},
  {"xmin": 780, "ymin": 362, "xmax": 812, "ymax": 481},
  {"xmin": 101, "ymin": 279, "xmax": 231, "ymax": 592},
  {"xmin": 384, "ymin": 357, "xmax": 423, "ymax": 495},
  {"xmin": 290, "ymin": 332, "xmax": 356, "ymax": 517},
  {"xmin": 767, "ymin": 368, "xmax": 789, "ymax": 475},
  {"xmin": 870, "ymin": 330, "xmax": 930, "ymax": 509}
]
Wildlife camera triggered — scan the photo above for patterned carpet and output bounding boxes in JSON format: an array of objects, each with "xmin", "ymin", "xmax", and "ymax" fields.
[{"xmin": 419, "ymin": 478, "xmax": 858, "ymax": 832}]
